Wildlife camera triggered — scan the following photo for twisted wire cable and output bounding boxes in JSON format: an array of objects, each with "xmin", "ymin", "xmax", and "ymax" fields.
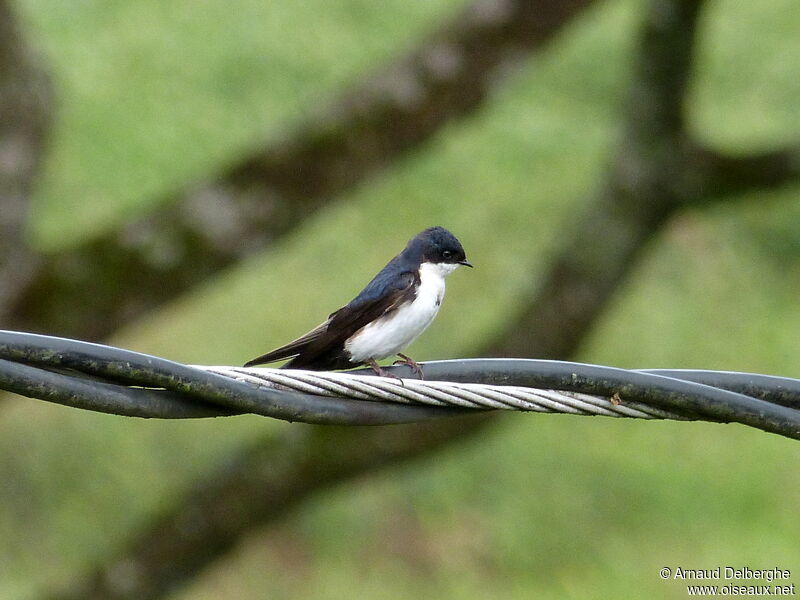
[
  {"xmin": 1, "ymin": 330, "xmax": 799, "ymax": 439},
  {"xmin": 200, "ymin": 365, "xmax": 682, "ymax": 420}
]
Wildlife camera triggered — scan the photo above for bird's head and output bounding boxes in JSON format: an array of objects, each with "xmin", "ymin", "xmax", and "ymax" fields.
[{"xmin": 411, "ymin": 226, "xmax": 473, "ymax": 274}]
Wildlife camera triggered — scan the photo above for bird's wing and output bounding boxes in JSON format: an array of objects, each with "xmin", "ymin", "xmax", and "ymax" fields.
[
  {"xmin": 324, "ymin": 270, "xmax": 417, "ymax": 342},
  {"xmin": 243, "ymin": 270, "xmax": 417, "ymax": 368}
]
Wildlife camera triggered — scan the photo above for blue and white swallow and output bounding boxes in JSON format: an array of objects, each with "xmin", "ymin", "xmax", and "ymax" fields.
[{"xmin": 244, "ymin": 226, "xmax": 472, "ymax": 377}]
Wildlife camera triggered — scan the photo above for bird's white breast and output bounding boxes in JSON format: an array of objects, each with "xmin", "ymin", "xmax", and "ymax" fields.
[{"xmin": 345, "ymin": 262, "xmax": 457, "ymax": 362}]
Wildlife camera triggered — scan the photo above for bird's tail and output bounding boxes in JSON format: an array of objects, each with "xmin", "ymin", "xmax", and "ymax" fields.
[{"xmin": 242, "ymin": 322, "xmax": 329, "ymax": 368}]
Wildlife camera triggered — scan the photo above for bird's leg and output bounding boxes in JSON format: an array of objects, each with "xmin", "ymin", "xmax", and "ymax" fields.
[
  {"xmin": 392, "ymin": 353, "xmax": 424, "ymax": 379},
  {"xmin": 366, "ymin": 358, "xmax": 404, "ymax": 384}
]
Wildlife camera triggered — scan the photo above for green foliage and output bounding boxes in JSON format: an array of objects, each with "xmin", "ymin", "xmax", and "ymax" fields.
[
  {"xmin": 691, "ymin": 0, "xmax": 800, "ymax": 149},
  {"xmin": 2, "ymin": 0, "xmax": 800, "ymax": 598},
  {"xmin": 18, "ymin": 0, "xmax": 466, "ymax": 248},
  {"xmin": 583, "ymin": 189, "xmax": 800, "ymax": 375}
]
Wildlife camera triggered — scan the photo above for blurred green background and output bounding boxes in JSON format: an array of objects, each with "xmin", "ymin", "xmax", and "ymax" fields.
[{"xmin": 2, "ymin": 0, "xmax": 799, "ymax": 598}]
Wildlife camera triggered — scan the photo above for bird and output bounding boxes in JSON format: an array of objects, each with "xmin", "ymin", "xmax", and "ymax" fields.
[{"xmin": 243, "ymin": 226, "xmax": 472, "ymax": 378}]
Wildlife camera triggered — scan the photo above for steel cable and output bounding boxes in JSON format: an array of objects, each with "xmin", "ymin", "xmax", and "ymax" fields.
[{"xmin": 1, "ymin": 330, "xmax": 799, "ymax": 438}]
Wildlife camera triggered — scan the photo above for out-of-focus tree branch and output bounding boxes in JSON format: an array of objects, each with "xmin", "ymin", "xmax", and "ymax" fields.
[
  {"xmin": 689, "ymin": 144, "xmax": 800, "ymax": 199},
  {"xmin": 486, "ymin": 0, "xmax": 800, "ymax": 359},
  {"xmin": 50, "ymin": 415, "xmax": 494, "ymax": 600},
  {"xmin": 9, "ymin": 0, "xmax": 597, "ymax": 339},
  {"xmin": 0, "ymin": 0, "xmax": 51, "ymax": 324},
  {"xmin": 43, "ymin": 2, "xmax": 749, "ymax": 599},
  {"xmin": 487, "ymin": 139, "xmax": 800, "ymax": 359}
]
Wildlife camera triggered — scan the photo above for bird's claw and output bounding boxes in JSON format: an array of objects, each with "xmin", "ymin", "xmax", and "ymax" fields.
[
  {"xmin": 367, "ymin": 359, "xmax": 405, "ymax": 385},
  {"xmin": 392, "ymin": 353, "xmax": 424, "ymax": 379}
]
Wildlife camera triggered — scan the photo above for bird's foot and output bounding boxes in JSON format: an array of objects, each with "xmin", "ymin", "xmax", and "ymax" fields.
[
  {"xmin": 366, "ymin": 359, "xmax": 405, "ymax": 385},
  {"xmin": 392, "ymin": 353, "xmax": 424, "ymax": 379}
]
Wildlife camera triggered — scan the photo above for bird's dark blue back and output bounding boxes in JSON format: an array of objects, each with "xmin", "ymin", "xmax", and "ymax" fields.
[{"xmin": 339, "ymin": 253, "xmax": 417, "ymax": 315}]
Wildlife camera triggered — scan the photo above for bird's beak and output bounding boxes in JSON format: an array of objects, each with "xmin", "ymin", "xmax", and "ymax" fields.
[{"xmin": 459, "ymin": 259, "xmax": 474, "ymax": 268}]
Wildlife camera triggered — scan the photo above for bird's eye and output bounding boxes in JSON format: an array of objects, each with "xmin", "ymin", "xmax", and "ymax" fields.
[{"xmin": 442, "ymin": 250, "xmax": 453, "ymax": 259}]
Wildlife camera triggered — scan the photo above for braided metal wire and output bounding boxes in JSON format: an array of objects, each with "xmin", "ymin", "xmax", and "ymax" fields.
[
  {"xmin": 201, "ymin": 366, "xmax": 684, "ymax": 420},
  {"xmin": 1, "ymin": 330, "xmax": 799, "ymax": 439}
]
